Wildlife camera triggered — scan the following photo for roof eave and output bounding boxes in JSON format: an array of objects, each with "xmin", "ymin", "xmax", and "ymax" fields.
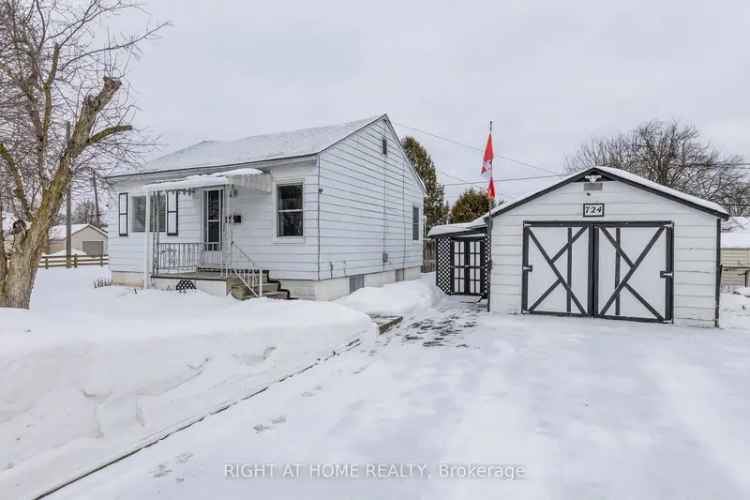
[
  {"xmin": 489, "ymin": 166, "xmax": 730, "ymax": 220},
  {"xmin": 104, "ymin": 154, "xmax": 317, "ymax": 183}
]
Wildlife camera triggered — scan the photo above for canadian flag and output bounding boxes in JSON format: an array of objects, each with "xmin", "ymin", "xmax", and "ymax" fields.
[{"xmin": 481, "ymin": 132, "xmax": 496, "ymax": 199}]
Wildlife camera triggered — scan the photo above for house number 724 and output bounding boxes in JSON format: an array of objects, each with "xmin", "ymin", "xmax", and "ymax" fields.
[{"xmin": 583, "ymin": 203, "xmax": 604, "ymax": 217}]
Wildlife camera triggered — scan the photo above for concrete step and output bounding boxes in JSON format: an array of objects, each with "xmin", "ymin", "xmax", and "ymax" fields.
[
  {"xmin": 230, "ymin": 287, "xmax": 288, "ymax": 301},
  {"xmin": 229, "ymin": 280, "xmax": 280, "ymax": 293}
]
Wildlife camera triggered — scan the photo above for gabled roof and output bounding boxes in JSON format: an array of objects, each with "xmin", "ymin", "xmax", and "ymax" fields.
[
  {"xmin": 48, "ymin": 223, "xmax": 107, "ymax": 241},
  {"xmin": 483, "ymin": 166, "xmax": 729, "ymax": 221},
  {"xmin": 109, "ymin": 115, "xmax": 384, "ymax": 177}
]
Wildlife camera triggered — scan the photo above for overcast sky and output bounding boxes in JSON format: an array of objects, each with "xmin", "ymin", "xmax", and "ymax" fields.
[{"xmin": 116, "ymin": 0, "xmax": 750, "ymax": 202}]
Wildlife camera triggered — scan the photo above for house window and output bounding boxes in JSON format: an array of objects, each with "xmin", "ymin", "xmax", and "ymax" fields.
[
  {"xmin": 167, "ymin": 191, "xmax": 178, "ymax": 236},
  {"xmin": 277, "ymin": 183, "xmax": 303, "ymax": 237},
  {"xmin": 132, "ymin": 196, "xmax": 146, "ymax": 232},
  {"xmin": 118, "ymin": 193, "xmax": 128, "ymax": 236},
  {"xmin": 132, "ymin": 194, "xmax": 166, "ymax": 233},
  {"xmin": 349, "ymin": 274, "xmax": 365, "ymax": 293},
  {"xmin": 412, "ymin": 206, "xmax": 420, "ymax": 240},
  {"xmin": 382, "ymin": 137, "xmax": 388, "ymax": 155}
]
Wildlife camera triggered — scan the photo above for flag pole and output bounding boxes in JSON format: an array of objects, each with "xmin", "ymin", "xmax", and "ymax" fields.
[{"xmin": 486, "ymin": 120, "xmax": 493, "ymax": 312}]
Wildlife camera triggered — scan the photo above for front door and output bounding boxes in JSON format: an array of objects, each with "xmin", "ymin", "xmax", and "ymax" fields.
[
  {"xmin": 522, "ymin": 221, "xmax": 673, "ymax": 322},
  {"xmin": 202, "ymin": 189, "xmax": 224, "ymax": 267}
]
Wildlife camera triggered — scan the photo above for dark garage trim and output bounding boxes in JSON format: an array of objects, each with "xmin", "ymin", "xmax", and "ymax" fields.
[
  {"xmin": 715, "ymin": 218, "xmax": 721, "ymax": 327},
  {"xmin": 488, "ymin": 167, "xmax": 729, "ymax": 220}
]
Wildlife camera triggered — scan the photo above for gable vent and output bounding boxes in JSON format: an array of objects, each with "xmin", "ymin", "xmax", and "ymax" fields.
[
  {"xmin": 382, "ymin": 137, "xmax": 388, "ymax": 155},
  {"xmin": 584, "ymin": 182, "xmax": 603, "ymax": 191}
]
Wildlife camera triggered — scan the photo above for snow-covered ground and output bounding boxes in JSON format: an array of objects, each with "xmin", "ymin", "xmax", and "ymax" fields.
[
  {"xmin": 42, "ymin": 280, "xmax": 750, "ymax": 500},
  {"xmin": 0, "ymin": 267, "xmax": 375, "ymax": 499},
  {"xmin": 336, "ymin": 276, "xmax": 443, "ymax": 316}
]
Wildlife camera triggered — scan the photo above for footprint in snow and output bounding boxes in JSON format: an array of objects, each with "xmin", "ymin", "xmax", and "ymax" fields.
[
  {"xmin": 271, "ymin": 415, "xmax": 287, "ymax": 425},
  {"xmin": 302, "ymin": 385, "xmax": 323, "ymax": 397},
  {"xmin": 254, "ymin": 424, "xmax": 272, "ymax": 433},
  {"xmin": 176, "ymin": 452, "xmax": 193, "ymax": 464},
  {"xmin": 151, "ymin": 463, "xmax": 172, "ymax": 478}
]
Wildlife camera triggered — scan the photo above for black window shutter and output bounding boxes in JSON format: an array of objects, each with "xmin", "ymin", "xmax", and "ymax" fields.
[
  {"xmin": 167, "ymin": 192, "xmax": 179, "ymax": 236},
  {"xmin": 118, "ymin": 193, "xmax": 128, "ymax": 236}
]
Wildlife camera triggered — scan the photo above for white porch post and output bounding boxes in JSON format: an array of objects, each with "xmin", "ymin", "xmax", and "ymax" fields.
[{"xmin": 143, "ymin": 191, "xmax": 151, "ymax": 288}]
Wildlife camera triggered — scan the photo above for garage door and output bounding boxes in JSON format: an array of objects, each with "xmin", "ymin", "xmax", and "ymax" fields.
[
  {"xmin": 82, "ymin": 240, "xmax": 104, "ymax": 256},
  {"xmin": 522, "ymin": 221, "xmax": 673, "ymax": 322}
]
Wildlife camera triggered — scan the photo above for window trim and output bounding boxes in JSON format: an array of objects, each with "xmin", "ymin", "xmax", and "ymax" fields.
[
  {"xmin": 274, "ymin": 180, "xmax": 305, "ymax": 242},
  {"xmin": 118, "ymin": 193, "xmax": 128, "ymax": 236},
  {"xmin": 167, "ymin": 191, "xmax": 179, "ymax": 236},
  {"xmin": 412, "ymin": 205, "xmax": 420, "ymax": 241}
]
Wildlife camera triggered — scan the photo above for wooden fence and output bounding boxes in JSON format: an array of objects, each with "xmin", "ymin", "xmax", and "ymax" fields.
[
  {"xmin": 422, "ymin": 240, "xmax": 436, "ymax": 273},
  {"xmin": 40, "ymin": 254, "xmax": 109, "ymax": 269}
]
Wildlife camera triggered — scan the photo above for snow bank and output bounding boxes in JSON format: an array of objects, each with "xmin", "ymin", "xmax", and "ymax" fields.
[
  {"xmin": 721, "ymin": 292, "xmax": 750, "ymax": 329},
  {"xmin": 337, "ymin": 274, "xmax": 444, "ymax": 316},
  {"xmin": 0, "ymin": 267, "xmax": 375, "ymax": 498}
]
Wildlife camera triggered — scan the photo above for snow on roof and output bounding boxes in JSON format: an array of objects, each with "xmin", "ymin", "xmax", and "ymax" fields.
[
  {"xmin": 48, "ymin": 224, "xmax": 101, "ymax": 241},
  {"xmin": 722, "ymin": 216, "xmax": 750, "ymax": 249},
  {"xmin": 722, "ymin": 232, "xmax": 750, "ymax": 249},
  {"xmin": 428, "ymin": 221, "xmax": 484, "ymax": 237},
  {"xmin": 723, "ymin": 216, "xmax": 750, "ymax": 232},
  {"xmin": 114, "ymin": 115, "xmax": 382, "ymax": 176},
  {"xmin": 486, "ymin": 166, "xmax": 729, "ymax": 219}
]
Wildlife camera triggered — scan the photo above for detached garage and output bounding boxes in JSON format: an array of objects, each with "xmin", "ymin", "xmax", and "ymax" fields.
[{"xmin": 431, "ymin": 166, "xmax": 729, "ymax": 327}]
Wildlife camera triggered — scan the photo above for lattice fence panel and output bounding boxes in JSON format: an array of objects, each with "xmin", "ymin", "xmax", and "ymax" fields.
[
  {"xmin": 481, "ymin": 232, "xmax": 490, "ymax": 298},
  {"xmin": 436, "ymin": 237, "xmax": 453, "ymax": 295}
]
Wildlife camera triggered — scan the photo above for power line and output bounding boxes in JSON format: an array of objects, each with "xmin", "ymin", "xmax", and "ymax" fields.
[
  {"xmin": 442, "ymin": 173, "xmax": 562, "ymax": 187},
  {"xmin": 394, "ymin": 121, "xmax": 562, "ymax": 175}
]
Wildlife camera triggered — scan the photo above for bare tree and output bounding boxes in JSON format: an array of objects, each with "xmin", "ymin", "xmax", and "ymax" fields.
[
  {"xmin": 565, "ymin": 120, "xmax": 749, "ymax": 215},
  {"xmin": 0, "ymin": 0, "xmax": 166, "ymax": 308}
]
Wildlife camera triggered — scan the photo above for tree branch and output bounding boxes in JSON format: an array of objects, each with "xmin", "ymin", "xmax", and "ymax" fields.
[
  {"xmin": 87, "ymin": 124, "xmax": 133, "ymax": 146},
  {"xmin": 0, "ymin": 143, "xmax": 32, "ymax": 219}
]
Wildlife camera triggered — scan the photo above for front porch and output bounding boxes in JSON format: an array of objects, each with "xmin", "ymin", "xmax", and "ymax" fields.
[
  {"xmin": 142, "ymin": 168, "xmax": 290, "ymax": 300},
  {"xmin": 150, "ymin": 265, "xmax": 290, "ymax": 300}
]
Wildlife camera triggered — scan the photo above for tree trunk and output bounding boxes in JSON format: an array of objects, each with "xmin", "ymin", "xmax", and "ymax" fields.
[
  {"xmin": 0, "ymin": 217, "xmax": 49, "ymax": 309},
  {"xmin": 0, "ymin": 244, "xmax": 40, "ymax": 308}
]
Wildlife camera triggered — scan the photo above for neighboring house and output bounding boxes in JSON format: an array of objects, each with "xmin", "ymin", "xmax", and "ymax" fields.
[
  {"xmin": 720, "ymin": 216, "xmax": 750, "ymax": 289},
  {"xmin": 46, "ymin": 224, "xmax": 108, "ymax": 256},
  {"xmin": 105, "ymin": 114, "xmax": 425, "ymax": 300},
  {"xmin": 429, "ymin": 166, "xmax": 728, "ymax": 327}
]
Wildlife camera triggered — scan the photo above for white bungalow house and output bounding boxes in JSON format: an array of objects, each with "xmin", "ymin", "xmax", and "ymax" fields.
[{"xmin": 106, "ymin": 114, "xmax": 425, "ymax": 300}]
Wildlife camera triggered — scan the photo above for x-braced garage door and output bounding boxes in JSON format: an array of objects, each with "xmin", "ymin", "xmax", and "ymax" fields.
[{"xmin": 522, "ymin": 221, "xmax": 674, "ymax": 322}]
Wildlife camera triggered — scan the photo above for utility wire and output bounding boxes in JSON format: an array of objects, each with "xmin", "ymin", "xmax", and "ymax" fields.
[
  {"xmin": 442, "ymin": 173, "xmax": 562, "ymax": 187},
  {"xmin": 394, "ymin": 121, "xmax": 562, "ymax": 175}
]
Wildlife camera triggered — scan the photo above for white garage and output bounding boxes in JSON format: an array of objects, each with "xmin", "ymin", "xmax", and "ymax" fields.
[{"xmin": 480, "ymin": 167, "xmax": 728, "ymax": 327}]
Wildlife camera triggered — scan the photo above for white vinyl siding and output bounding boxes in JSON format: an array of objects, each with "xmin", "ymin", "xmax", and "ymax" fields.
[
  {"xmin": 489, "ymin": 179, "xmax": 720, "ymax": 327},
  {"xmin": 109, "ymin": 162, "xmax": 319, "ymax": 280},
  {"xmin": 318, "ymin": 117, "xmax": 424, "ymax": 279},
  {"xmin": 107, "ymin": 118, "xmax": 424, "ymax": 285},
  {"xmin": 108, "ymin": 181, "xmax": 203, "ymax": 273}
]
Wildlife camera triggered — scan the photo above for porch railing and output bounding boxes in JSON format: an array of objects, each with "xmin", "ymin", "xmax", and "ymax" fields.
[
  {"xmin": 153, "ymin": 241, "xmax": 263, "ymax": 297},
  {"xmin": 154, "ymin": 242, "xmax": 223, "ymax": 275}
]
